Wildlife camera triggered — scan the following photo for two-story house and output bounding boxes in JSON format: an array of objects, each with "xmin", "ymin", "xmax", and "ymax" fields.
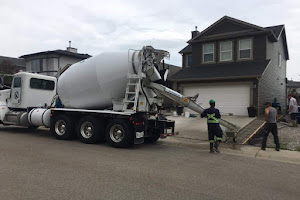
[
  {"xmin": 171, "ymin": 16, "xmax": 289, "ymax": 116},
  {"xmin": 20, "ymin": 44, "xmax": 91, "ymax": 76}
]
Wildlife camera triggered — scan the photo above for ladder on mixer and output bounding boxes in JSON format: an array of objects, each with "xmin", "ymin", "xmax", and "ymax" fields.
[{"xmin": 123, "ymin": 74, "xmax": 142, "ymax": 111}]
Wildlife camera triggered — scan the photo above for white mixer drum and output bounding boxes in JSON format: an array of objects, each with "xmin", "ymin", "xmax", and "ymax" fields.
[{"xmin": 57, "ymin": 51, "xmax": 140, "ymax": 109}]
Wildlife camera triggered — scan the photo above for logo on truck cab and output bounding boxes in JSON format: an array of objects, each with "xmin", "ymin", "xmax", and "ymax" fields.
[{"xmin": 14, "ymin": 91, "xmax": 19, "ymax": 99}]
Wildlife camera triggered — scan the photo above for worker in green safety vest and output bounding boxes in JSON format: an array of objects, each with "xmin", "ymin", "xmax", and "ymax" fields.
[{"xmin": 201, "ymin": 99, "xmax": 223, "ymax": 153}]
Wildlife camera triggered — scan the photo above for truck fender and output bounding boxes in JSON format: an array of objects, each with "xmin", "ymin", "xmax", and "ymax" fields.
[{"xmin": 0, "ymin": 101, "xmax": 9, "ymax": 122}]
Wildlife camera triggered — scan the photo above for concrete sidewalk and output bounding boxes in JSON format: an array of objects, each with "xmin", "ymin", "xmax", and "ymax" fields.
[
  {"xmin": 166, "ymin": 115, "xmax": 255, "ymax": 141},
  {"xmin": 159, "ymin": 115, "xmax": 300, "ymax": 164}
]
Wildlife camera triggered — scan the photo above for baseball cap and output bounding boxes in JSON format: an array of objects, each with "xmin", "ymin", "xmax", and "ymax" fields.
[{"xmin": 209, "ymin": 99, "xmax": 216, "ymax": 104}]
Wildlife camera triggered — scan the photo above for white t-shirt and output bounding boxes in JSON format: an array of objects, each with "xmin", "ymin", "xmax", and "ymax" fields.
[{"xmin": 289, "ymin": 97, "xmax": 299, "ymax": 114}]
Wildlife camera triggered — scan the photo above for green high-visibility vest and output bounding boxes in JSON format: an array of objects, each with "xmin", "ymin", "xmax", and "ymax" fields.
[{"xmin": 207, "ymin": 113, "xmax": 219, "ymax": 123}]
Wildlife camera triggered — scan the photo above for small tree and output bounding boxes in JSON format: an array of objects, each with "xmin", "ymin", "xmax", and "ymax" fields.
[
  {"xmin": 0, "ymin": 60, "xmax": 21, "ymax": 88},
  {"xmin": 0, "ymin": 60, "xmax": 20, "ymax": 74}
]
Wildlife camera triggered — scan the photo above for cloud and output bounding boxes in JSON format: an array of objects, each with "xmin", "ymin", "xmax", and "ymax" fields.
[{"xmin": 0, "ymin": 0, "xmax": 299, "ymax": 80}]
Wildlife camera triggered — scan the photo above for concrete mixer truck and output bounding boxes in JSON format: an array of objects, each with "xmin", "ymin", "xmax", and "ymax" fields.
[{"xmin": 0, "ymin": 46, "xmax": 239, "ymax": 147}]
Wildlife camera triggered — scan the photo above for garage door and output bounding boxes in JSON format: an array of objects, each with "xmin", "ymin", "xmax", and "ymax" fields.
[{"xmin": 183, "ymin": 83, "xmax": 251, "ymax": 116}]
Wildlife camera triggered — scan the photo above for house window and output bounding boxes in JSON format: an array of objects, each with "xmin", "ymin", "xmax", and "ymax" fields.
[
  {"xmin": 186, "ymin": 54, "xmax": 192, "ymax": 67},
  {"xmin": 203, "ymin": 43, "xmax": 214, "ymax": 63},
  {"xmin": 31, "ymin": 59, "xmax": 43, "ymax": 72},
  {"xmin": 278, "ymin": 53, "xmax": 282, "ymax": 67},
  {"xmin": 238, "ymin": 38, "xmax": 252, "ymax": 60},
  {"xmin": 220, "ymin": 41, "xmax": 232, "ymax": 61}
]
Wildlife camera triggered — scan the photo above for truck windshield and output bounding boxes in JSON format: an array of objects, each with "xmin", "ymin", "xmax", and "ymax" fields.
[
  {"xmin": 30, "ymin": 78, "xmax": 55, "ymax": 90},
  {"xmin": 13, "ymin": 77, "xmax": 21, "ymax": 88}
]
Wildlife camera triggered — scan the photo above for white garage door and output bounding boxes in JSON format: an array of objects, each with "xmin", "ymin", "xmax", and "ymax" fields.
[{"xmin": 183, "ymin": 83, "xmax": 251, "ymax": 116}]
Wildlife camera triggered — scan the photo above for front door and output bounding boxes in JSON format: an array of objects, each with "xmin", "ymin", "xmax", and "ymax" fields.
[{"xmin": 11, "ymin": 76, "xmax": 22, "ymax": 105}]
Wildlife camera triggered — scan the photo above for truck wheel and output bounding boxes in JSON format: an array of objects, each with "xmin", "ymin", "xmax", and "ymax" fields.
[
  {"xmin": 51, "ymin": 114, "xmax": 75, "ymax": 140},
  {"xmin": 77, "ymin": 116, "xmax": 105, "ymax": 144},
  {"xmin": 105, "ymin": 119, "xmax": 133, "ymax": 148}
]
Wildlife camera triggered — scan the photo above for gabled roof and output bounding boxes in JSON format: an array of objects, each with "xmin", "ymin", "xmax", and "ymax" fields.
[
  {"xmin": 20, "ymin": 50, "xmax": 91, "ymax": 59},
  {"xmin": 170, "ymin": 60, "xmax": 270, "ymax": 81},
  {"xmin": 180, "ymin": 16, "xmax": 289, "ymax": 60},
  {"xmin": 179, "ymin": 45, "xmax": 192, "ymax": 54},
  {"xmin": 188, "ymin": 16, "xmax": 265, "ymax": 43},
  {"xmin": 265, "ymin": 25, "xmax": 284, "ymax": 39}
]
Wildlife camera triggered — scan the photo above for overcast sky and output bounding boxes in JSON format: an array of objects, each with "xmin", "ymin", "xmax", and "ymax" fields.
[{"xmin": 1, "ymin": 0, "xmax": 299, "ymax": 80}]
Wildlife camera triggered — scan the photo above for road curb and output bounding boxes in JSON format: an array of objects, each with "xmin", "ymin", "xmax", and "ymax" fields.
[{"xmin": 158, "ymin": 138, "xmax": 300, "ymax": 164}]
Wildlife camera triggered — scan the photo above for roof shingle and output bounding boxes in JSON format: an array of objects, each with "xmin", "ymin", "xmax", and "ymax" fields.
[{"xmin": 170, "ymin": 60, "xmax": 270, "ymax": 81}]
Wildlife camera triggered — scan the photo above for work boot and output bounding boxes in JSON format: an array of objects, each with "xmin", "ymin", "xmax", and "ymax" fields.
[
  {"xmin": 214, "ymin": 141, "xmax": 220, "ymax": 153},
  {"xmin": 210, "ymin": 143, "xmax": 214, "ymax": 153},
  {"xmin": 213, "ymin": 147, "xmax": 220, "ymax": 153},
  {"xmin": 293, "ymin": 120, "xmax": 298, "ymax": 127}
]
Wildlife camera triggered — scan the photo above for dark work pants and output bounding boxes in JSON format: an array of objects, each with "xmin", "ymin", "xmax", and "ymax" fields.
[
  {"xmin": 208, "ymin": 124, "xmax": 223, "ymax": 143},
  {"xmin": 262, "ymin": 123, "xmax": 280, "ymax": 148}
]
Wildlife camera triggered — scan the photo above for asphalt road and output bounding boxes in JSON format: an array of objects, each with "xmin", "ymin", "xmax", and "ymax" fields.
[{"xmin": 0, "ymin": 127, "xmax": 300, "ymax": 200}]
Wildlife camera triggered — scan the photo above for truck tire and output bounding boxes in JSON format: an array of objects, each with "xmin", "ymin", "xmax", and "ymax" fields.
[
  {"xmin": 105, "ymin": 119, "xmax": 133, "ymax": 148},
  {"xmin": 50, "ymin": 114, "xmax": 75, "ymax": 140},
  {"xmin": 77, "ymin": 116, "xmax": 105, "ymax": 144}
]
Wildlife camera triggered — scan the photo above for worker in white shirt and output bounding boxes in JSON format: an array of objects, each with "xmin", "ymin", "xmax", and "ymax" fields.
[{"xmin": 288, "ymin": 94, "xmax": 299, "ymax": 127}]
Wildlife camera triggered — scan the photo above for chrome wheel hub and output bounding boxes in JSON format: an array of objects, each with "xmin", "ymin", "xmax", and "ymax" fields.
[
  {"xmin": 80, "ymin": 122, "xmax": 94, "ymax": 139},
  {"xmin": 110, "ymin": 124, "xmax": 124, "ymax": 143},
  {"xmin": 55, "ymin": 120, "xmax": 66, "ymax": 136}
]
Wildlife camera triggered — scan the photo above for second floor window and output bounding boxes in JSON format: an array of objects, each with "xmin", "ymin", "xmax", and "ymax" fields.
[
  {"xmin": 220, "ymin": 41, "xmax": 232, "ymax": 61},
  {"xmin": 31, "ymin": 59, "xmax": 43, "ymax": 72},
  {"xmin": 187, "ymin": 54, "xmax": 192, "ymax": 67},
  {"xmin": 239, "ymin": 38, "xmax": 252, "ymax": 60},
  {"xmin": 278, "ymin": 53, "xmax": 282, "ymax": 67},
  {"xmin": 203, "ymin": 43, "xmax": 214, "ymax": 63}
]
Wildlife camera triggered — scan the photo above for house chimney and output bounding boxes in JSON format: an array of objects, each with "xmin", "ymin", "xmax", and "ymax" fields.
[
  {"xmin": 191, "ymin": 26, "xmax": 200, "ymax": 39},
  {"xmin": 67, "ymin": 41, "xmax": 78, "ymax": 53}
]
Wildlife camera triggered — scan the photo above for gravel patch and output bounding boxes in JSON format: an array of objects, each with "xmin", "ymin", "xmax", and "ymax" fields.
[{"xmin": 266, "ymin": 124, "xmax": 300, "ymax": 151}]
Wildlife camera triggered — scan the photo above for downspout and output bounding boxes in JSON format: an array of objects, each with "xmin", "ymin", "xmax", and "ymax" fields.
[
  {"xmin": 256, "ymin": 77, "xmax": 260, "ymax": 115},
  {"xmin": 58, "ymin": 55, "xmax": 61, "ymax": 75}
]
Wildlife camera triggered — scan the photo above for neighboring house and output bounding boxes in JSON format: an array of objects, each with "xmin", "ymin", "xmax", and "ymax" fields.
[
  {"xmin": 20, "ymin": 45, "xmax": 91, "ymax": 76},
  {"xmin": 158, "ymin": 63, "xmax": 181, "ymax": 88},
  {"xmin": 287, "ymin": 80, "xmax": 300, "ymax": 103},
  {"xmin": 171, "ymin": 16, "xmax": 289, "ymax": 116}
]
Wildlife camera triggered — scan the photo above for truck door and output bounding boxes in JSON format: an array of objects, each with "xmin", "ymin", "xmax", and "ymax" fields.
[{"xmin": 11, "ymin": 76, "xmax": 22, "ymax": 105}]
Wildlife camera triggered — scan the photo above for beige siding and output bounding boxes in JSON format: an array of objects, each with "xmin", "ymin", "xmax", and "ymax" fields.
[
  {"xmin": 258, "ymin": 36, "xmax": 287, "ymax": 114},
  {"xmin": 59, "ymin": 56, "xmax": 82, "ymax": 70}
]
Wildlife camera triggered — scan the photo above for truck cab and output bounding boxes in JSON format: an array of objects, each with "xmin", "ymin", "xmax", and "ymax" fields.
[
  {"xmin": 7, "ymin": 72, "xmax": 57, "ymax": 110},
  {"xmin": 0, "ymin": 72, "xmax": 57, "ymax": 126}
]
